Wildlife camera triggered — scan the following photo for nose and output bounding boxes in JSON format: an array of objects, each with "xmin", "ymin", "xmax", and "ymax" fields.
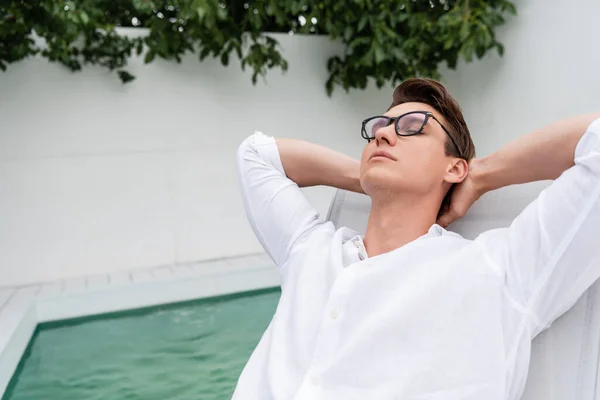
[{"xmin": 374, "ymin": 122, "xmax": 397, "ymax": 147}]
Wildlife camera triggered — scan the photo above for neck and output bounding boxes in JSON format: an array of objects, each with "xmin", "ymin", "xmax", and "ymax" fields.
[{"xmin": 363, "ymin": 193, "xmax": 440, "ymax": 257}]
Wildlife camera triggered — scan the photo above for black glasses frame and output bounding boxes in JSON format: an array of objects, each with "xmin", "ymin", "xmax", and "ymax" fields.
[{"xmin": 361, "ymin": 111, "xmax": 462, "ymax": 158}]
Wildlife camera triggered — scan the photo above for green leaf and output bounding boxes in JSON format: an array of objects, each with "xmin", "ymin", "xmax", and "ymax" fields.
[
  {"xmin": 381, "ymin": 24, "xmax": 397, "ymax": 39},
  {"xmin": 461, "ymin": 40, "xmax": 475, "ymax": 62},
  {"xmin": 459, "ymin": 22, "xmax": 470, "ymax": 41},
  {"xmin": 199, "ymin": 47, "xmax": 211, "ymax": 61},
  {"xmin": 349, "ymin": 37, "xmax": 370, "ymax": 48},
  {"xmin": 79, "ymin": 11, "xmax": 89, "ymax": 25},
  {"xmin": 503, "ymin": 1, "xmax": 517, "ymax": 15},
  {"xmin": 374, "ymin": 46, "xmax": 386, "ymax": 64},
  {"xmin": 478, "ymin": 23, "xmax": 493, "ymax": 47},
  {"xmin": 391, "ymin": 47, "xmax": 404, "ymax": 60},
  {"xmin": 220, "ymin": 51, "xmax": 229, "ymax": 66},
  {"xmin": 326, "ymin": 75, "xmax": 335, "ymax": 96},
  {"xmin": 475, "ymin": 45, "xmax": 485, "ymax": 59},
  {"xmin": 358, "ymin": 15, "xmax": 368, "ymax": 32},
  {"xmin": 132, "ymin": 0, "xmax": 154, "ymax": 13},
  {"xmin": 196, "ymin": 7, "xmax": 206, "ymax": 20},
  {"xmin": 118, "ymin": 70, "xmax": 136, "ymax": 83},
  {"xmin": 343, "ymin": 26, "xmax": 353, "ymax": 42},
  {"xmin": 443, "ymin": 36, "xmax": 455, "ymax": 50},
  {"xmin": 144, "ymin": 50, "xmax": 155, "ymax": 64},
  {"xmin": 496, "ymin": 43, "xmax": 505, "ymax": 56},
  {"xmin": 136, "ymin": 40, "xmax": 144, "ymax": 56}
]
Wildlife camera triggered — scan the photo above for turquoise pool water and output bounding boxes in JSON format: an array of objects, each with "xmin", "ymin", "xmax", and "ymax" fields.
[{"xmin": 3, "ymin": 289, "xmax": 280, "ymax": 400}]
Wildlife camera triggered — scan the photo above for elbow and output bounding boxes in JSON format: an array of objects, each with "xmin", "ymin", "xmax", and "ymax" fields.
[
  {"xmin": 237, "ymin": 135, "xmax": 253, "ymax": 161},
  {"xmin": 237, "ymin": 131, "xmax": 274, "ymax": 169},
  {"xmin": 237, "ymin": 132, "xmax": 261, "ymax": 166}
]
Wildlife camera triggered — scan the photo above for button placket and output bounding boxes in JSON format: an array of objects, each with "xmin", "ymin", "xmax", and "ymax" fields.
[
  {"xmin": 353, "ymin": 238, "xmax": 367, "ymax": 261},
  {"xmin": 309, "ymin": 268, "xmax": 356, "ymax": 367}
]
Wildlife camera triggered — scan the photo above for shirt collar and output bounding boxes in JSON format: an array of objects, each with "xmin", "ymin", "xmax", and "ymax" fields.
[
  {"xmin": 341, "ymin": 224, "xmax": 462, "ymax": 267},
  {"xmin": 427, "ymin": 223, "xmax": 444, "ymax": 237}
]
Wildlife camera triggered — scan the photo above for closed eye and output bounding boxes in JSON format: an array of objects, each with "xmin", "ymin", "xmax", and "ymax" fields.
[{"xmin": 372, "ymin": 120, "xmax": 390, "ymax": 131}]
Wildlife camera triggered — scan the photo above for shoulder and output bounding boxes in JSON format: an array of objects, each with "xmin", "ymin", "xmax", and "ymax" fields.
[{"xmin": 286, "ymin": 223, "xmax": 358, "ymax": 258}]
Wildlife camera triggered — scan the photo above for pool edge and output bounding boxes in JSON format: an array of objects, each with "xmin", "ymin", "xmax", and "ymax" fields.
[{"xmin": 0, "ymin": 254, "xmax": 279, "ymax": 398}]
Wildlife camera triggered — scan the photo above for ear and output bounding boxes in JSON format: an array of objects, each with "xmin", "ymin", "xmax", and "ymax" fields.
[{"xmin": 444, "ymin": 158, "xmax": 469, "ymax": 184}]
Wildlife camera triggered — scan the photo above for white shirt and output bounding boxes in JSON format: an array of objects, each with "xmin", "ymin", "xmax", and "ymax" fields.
[{"xmin": 232, "ymin": 120, "xmax": 600, "ymax": 400}]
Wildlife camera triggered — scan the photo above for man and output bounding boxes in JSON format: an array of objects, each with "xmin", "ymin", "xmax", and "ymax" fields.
[{"xmin": 233, "ymin": 78, "xmax": 600, "ymax": 399}]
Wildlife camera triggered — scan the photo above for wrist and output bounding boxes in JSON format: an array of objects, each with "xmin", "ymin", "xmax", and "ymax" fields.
[
  {"xmin": 469, "ymin": 156, "xmax": 497, "ymax": 195},
  {"xmin": 347, "ymin": 163, "xmax": 365, "ymax": 194}
]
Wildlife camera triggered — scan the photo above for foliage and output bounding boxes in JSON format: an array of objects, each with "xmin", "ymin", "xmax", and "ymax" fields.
[{"xmin": 0, "ymin": 0, "xmax": 516, "ymax": 94}]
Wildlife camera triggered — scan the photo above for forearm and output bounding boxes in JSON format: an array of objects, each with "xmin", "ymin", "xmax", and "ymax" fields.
[
  {"xmin": 475, "ymin": 113, "xmax": 600, "ymax": 192},
  {"xmin": 275, "ymin": 138, "xmax": 363, "ymax": 194}
]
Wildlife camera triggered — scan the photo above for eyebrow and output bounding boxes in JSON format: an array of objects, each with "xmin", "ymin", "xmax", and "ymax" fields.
[
  {"xmin": 384, "ymin": 110, "xmax": 433, "ymax": 118},
  {"xmin": 382, "ymin": 112, "xmax": 429, "ymax": 120}
]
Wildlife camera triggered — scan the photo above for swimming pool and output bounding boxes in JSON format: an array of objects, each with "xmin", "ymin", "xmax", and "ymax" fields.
[{"xmin": 2, "ymin": 289, "xmax": 280, "ymax": 400}]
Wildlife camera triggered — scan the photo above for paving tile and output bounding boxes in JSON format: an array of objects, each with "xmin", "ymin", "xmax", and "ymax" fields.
[
  {"xmin": 151, "ymin": 266, "xmax": 174, "ymax": 279},
  {"xmin": 85, "ymin": 274, "xmax": 109, "ymax": 290},
  {"xmin": 37, "ymin": 282, "xmax": 62, "ymax": 298},
  {"xmin": 108, "ymin": 270, "xmax": 134, "ymax": 287}
]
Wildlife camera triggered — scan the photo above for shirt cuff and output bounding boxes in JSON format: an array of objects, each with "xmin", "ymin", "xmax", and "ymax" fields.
[{"xmin": 574, "ymin": 118, "xmax": 600, "ymax": 159}]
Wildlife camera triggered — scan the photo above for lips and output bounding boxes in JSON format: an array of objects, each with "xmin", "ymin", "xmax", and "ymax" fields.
[{"xmin": 369, "ymin": 150, "xmax": 397, "ymax": 161}]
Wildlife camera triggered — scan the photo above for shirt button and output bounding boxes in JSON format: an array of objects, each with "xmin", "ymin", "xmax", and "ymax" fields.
[
  {"xmin": 310, "ymin": 374, "xmax": 322, "ymax": 386},
  {"xmin": 330, "ymin": 309, "xmax": 339, "ymax": 319}
]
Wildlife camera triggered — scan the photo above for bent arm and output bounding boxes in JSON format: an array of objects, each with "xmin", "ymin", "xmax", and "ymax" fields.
[
  {"xmin": 475, "ymin": 115, "xmax": 600, "ymax": 335},
  {"xmin": 275, "ymin": 138, "xmax": 363, "ymax": 193},
  {"xmin": 474, "ymin": 113, "xmax": 600, "ymax": 191},
  {"xmin": 238, "ymin": 133, "xmax": 363, "ymax": 267}
]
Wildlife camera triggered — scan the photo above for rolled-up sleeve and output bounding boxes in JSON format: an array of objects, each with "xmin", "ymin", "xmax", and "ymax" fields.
[
  {"xmin": 477, "ymin": 119, "xmax": 600, "ymax": 337},
  {"xmin": 237, "ymin": 132, "xmax": 321, "ymax": 267}
]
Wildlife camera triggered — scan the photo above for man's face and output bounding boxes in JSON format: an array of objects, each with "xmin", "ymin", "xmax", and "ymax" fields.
[{"xmin": 359, "ymin": 102, "xmax": 456, "ymax": 197}]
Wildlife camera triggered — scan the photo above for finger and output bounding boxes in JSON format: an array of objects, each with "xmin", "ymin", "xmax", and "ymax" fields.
[
  {"xmin": 441, "ymin": 204, "xmax": 470, "ymax": 227},
  {"xmin": 437, "ymin": 211, "xmax": 455, "ymax": 228}
]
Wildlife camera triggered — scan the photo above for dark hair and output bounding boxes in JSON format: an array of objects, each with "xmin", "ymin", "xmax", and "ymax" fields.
[
  {"xmin": 389, "ymin": 78, "xmax": 475, "ymax": 161},
  {"xmin": 389, "ymin": 78, "xmax": 476, "ymax": 214}
]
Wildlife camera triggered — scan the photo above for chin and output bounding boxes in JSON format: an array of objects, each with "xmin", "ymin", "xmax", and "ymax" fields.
[{"xmin": 360, "ymin": 168, "xmax": 402, "ymax": 194}]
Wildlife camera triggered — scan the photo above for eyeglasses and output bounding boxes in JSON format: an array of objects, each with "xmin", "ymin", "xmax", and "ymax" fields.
[{"xmin": 361, "ymin": 111, "xmax": 462, "ymax": 158}]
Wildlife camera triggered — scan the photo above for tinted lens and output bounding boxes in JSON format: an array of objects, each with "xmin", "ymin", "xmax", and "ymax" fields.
[
  {"xmin": 396, "ymin": 112, "xmax": 427, "ymax": 136},
  {"xmin": 363, "ymin": 117, "xmax": 391, "ymax": 139}
]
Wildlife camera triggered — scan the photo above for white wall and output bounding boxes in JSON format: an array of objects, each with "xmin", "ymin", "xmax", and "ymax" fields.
[
  {"xmin": 442, "ymin": 0, "xmax": 600, "ymax": 156},
  {"xmin": 1, "ymin": 0, "xmax": 599, "ymax": 287},
  {"xmin": 0, "ymin": 32, "xmax": 389, "ymax": 286}
]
